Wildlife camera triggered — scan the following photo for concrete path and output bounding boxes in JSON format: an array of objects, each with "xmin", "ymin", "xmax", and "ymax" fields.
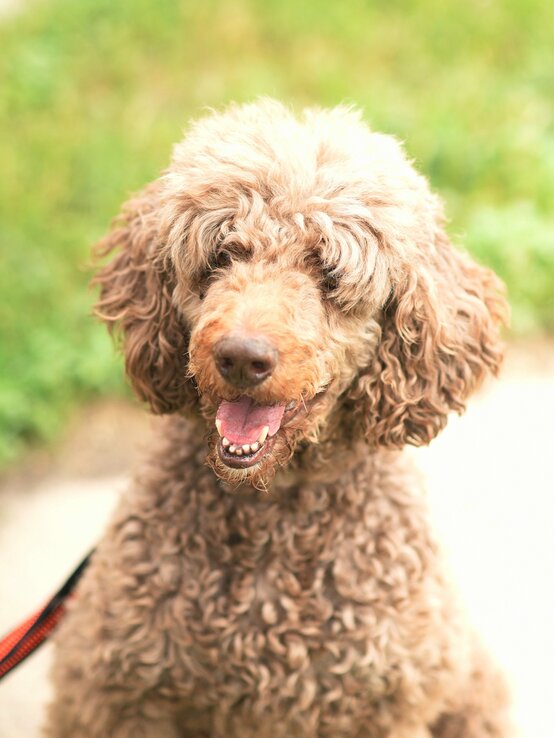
[{"xmin": 0, "ymin": 344, "xmax": 553, "ymax": 737}]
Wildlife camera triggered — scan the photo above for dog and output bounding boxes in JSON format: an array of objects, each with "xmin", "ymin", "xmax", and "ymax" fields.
[{"xmin": 45, "ymin": 99, "xmax": 511, "ymax": 738}]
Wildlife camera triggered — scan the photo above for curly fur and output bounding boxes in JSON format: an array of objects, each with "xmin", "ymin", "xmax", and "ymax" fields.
[{"xmin": 45, "ymin": 100, "xmax": 512, "ymax": 737}]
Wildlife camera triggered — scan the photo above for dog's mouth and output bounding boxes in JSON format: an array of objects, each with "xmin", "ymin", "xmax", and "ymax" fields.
[{"xmin": 214, "ymin": 395, "xmax": 317, "ymax": 470}]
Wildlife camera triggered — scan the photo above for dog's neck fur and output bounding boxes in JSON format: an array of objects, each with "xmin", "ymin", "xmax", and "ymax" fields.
[{"xmin": 276, "ymin": 438, "xmax": 370, "ymax": 490}]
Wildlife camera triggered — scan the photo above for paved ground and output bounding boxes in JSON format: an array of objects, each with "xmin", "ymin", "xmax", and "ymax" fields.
[{"xmin": 0, "ymin": 344, "xmax": 553, "ymax": 737}]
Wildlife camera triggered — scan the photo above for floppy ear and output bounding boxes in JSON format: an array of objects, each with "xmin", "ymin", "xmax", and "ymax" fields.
[
  {"xmin": 350, "ymin": 227, "xmax": 509, "ymax": 448},
  {"xmin": 92, "ymin": 184, "xmax": 197, "ymax": 414}
]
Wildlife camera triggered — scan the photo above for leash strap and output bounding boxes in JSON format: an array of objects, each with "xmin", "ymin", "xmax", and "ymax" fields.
[{"xmin": 0, "ymin": 551, "xmax": 93, "ymax": 682}]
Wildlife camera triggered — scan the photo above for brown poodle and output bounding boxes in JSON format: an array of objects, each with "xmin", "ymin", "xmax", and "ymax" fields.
[{"xmin": 45, "ymin": 100, "xmax": 512, "ymax": 738}]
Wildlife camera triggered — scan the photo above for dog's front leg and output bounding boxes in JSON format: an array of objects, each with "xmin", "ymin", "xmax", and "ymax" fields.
[
  {"xmin": 45, "ymin": 691, "xmax": 181, "ymax": 738},
  {"xmin": 43, "ymin": 544, "xmax": 191, "ymax": 738}
]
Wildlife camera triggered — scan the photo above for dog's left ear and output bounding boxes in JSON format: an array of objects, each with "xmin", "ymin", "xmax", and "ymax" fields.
[{"xmin": 349, "ymin": 225, "xmax": 509, "ymax": 448}]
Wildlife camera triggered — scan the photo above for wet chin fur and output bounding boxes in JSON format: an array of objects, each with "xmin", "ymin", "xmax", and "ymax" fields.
[{"xmin": 206, "ymin": 428, "xmax": 297, "ymax": 491}]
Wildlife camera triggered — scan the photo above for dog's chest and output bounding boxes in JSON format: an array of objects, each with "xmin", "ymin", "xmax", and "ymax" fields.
[{"xmin": 163, "ymin": 482, "xmax": 427, "ymax": 724}]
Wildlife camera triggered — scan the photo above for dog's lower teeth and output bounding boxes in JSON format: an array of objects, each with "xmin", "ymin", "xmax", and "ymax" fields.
[{"xmin": 223, "ymin": 439, "xmax": 265, "ymax": 456}]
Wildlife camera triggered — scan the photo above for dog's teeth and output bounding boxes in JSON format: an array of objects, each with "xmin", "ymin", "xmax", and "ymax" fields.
[
  {"xmin": 286, "ymin": 401, "xmax": 296, "ymax": 410},
  {"xmin": 258, "ymin": 426, "xmax": 269, "ymax": 444},
  {"xmin": 215, "ymin": 419, "xmax": 223, "ymax": 437},
  {"xmin": 225, "ymin": 438, "xmax": 263, "ymax": 456}
]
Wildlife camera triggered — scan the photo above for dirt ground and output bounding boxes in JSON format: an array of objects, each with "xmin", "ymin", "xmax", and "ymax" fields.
[{"xmin": 0, "ymin": 342, "xmax": 553, "ymax": 737}]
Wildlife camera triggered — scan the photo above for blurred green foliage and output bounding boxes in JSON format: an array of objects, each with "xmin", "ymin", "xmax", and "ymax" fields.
[{"xmin": 1, "ymin": 0, "xmax": 553, "ymax": 466}]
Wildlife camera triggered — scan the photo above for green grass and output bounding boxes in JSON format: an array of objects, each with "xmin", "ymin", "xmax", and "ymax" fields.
[{"xmin": 1, "ymin": 0, "xmax": 553, "ymax": 466}]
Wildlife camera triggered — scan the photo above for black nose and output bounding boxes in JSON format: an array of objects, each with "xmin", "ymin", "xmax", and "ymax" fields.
[{"xmin": 214, "ymin": 334, "xmax": 278, "ymax": 388}]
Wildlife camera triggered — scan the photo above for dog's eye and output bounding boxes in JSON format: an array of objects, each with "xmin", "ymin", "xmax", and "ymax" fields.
[
  {"xmin": 215, "ymin": 250, "xmax": 232, "ymax": 268},
  {"xmin": 321, "ymin": 267, "xmax": 340, "ymax": 294},
  {"xmin": 197, "ymin": 249, "xmax": 234, "ymax": 300},
  {"xmin": 208, "ymin": 249, "xmax": 232, "ymax": 272}
]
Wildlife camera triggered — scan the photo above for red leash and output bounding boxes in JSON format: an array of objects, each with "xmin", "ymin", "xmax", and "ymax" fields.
[{"xmin": 0, "ymin": 552, "xmax": 93, "ymax": 681}]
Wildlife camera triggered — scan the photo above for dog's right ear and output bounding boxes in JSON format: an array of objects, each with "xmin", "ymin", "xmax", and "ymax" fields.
[{"xmin": 92, "ymin": 184, "xmax": 197, "ymax": 414}]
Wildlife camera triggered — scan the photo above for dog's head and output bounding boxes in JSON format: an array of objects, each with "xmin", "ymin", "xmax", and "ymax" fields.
[{"xmin": 94, "ymin": 100, "xmax": 507, "ymax": 488}]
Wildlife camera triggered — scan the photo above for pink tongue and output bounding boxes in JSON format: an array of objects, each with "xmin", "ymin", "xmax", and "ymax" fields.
[{"xmin": 216, "ymin": 397, "xmax": 286, "ymax": 445}]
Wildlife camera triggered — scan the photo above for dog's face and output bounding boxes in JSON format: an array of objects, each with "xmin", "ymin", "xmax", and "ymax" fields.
[
  {"xmin": 94, "ymin": 100, "xmax": 507, "ymax": 489},
  {"xmin": 182, "ymin": 233, "xmax": 383, "ymax": 488}
]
